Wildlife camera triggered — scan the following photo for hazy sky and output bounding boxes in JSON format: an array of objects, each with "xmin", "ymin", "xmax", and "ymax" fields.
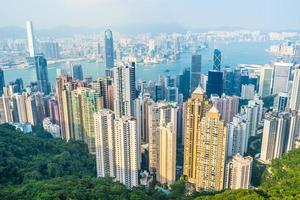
[{"xmin": 0, "ymin": 0, "xmax": 299, "ymax": 30}]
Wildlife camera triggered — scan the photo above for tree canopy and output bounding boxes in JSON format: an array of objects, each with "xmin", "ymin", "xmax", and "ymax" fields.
[{"xmin": 0, "ymin": 124, "xmax": 300, "ymax": 199}]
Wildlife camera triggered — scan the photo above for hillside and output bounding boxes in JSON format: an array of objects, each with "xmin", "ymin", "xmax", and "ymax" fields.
[{"xmin": 0, "ymin": 124, "xmax": 299, "ymax": 199}]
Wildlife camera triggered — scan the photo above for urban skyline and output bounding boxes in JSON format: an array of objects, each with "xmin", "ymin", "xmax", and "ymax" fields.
[{"xmin": 0, "ymin": 2, "xmax": 300, "ymax": 199}]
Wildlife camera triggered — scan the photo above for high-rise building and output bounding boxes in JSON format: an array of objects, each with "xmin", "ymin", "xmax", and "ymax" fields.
[
  {"xmin": 25, "ymin": 95, "xmax": 39, "ymax": 125},
  {"xmin": 0, "ymin": 96, "xmax": 13, "ymax": 123},
  {"xmin": 286, "ymin": 110, "xmax": 300, "ymax": 151},
  {"xmin": 48, "ymin": 99, "xmax": 60, "ymax": 125},
  {"xmin": 113, "ymin": 62, "xmax": 136, "ymax": 118},
  {"xmin": 207, "ymin": 70, "xmax": 223, "ymax": 98},
  {"xmin": 14, "ymin": 93, "xmax": 28, "ymax": 123},
  {"xmin": 26, "ymin": 21, "xmax": 36, "ymax": 57},
  {"xmin": 81, "ymin": 89, "xmax": 103, "ymax": 153},
  {"xmin": 141, "ymin": 94, "xmax": 152, "ymax": 143},
  {"xmin": 114, "ymin": 117, "xmax": 139, "ymax": 188},
  {"xmin": 148, "ymin": 101, "xmax": 178, "ymax": 173},
  {"xmin": 272, "ymin": 62, "xmax": 293, "ymax": 94},
  {"xmin": 69, "ymin": 87, "xmax": 103, "ymax": 153},
  {"xmin": 183, "ymin": 86, "xmax": 213, "ymax": 189},
  {"xmin": 223, "ymin": 67, "xmax": 234, "ymax": 95},
  {"xmin": 35, "ymin": 55, "xmax": 51, "ymax": 95},
  {"xmin": 179, "ymin": 68, "xmax": 190, "ymax": 100},
  {"xmin": 241, "ymin": 97, "xmax": 263, "ymax": 137},
  {"xmin": 55, "ymin": 75, "xmax": 73, "ymax": 139},
  {"xmin": 226, "ymin": 115, "xmax": 249, "ymax": 158},
  {"xmin": 259, "ymin": 65, "xmax": 273, "ymax": 97},
  {"xmin": 158, "ymin": 123, "xmax": 176, "ymax": 185},
  {"xmin": 105, "ymin": 29, "xmax": 114, "ymax": 69},
  {"xmin": 70, "ymin": 63, "xmax": 84, "ymax": 81},
  {"xmin": 274, "ymin": 92, "xmax": 289, "ymax": 113},
  {"xmin": 213, "ymin": 49, "xmax": 221, "ymax": 71},
  {"xmin": 241, "ymin": 84, "xmax": 255, "ymax": 100},
  {"xmin": 225, "ymin": 154, "xmax": 253, "ymax": 189},
  {"xmin": 0, "ymin": 69, "xmax": 4, "ymax": 96},
  {"xmin": 166, "ymin": 87, "xmax": 179, "ymax": 102},
  {"xmin": 190, "ymin": 55, "xmax": 201, "ymax": 92},
  {"xmin": 91, "ymin": 77, "xmax": 113, "ymax": 109},
  {"xmin": 94, "ymin": 109, "xmax": 116, "ymax": 178},
  {"xmin": 260, "ymin": 112, "xmax": 291, "ymax": 163},
  {"xmin": 233, "ymin": 69, "xmax": 242, "ymax": 96},
  {"xmin": 194, "ymin": 106, "xmax": 226, "ymax": 191},
  {"xmin": 200, "ymin": 74, "xmax": 208, "ymax": 92},
  {"xmin": 211, "ymin": 95, "xmax": 239, "ymax": 123},
  {"xmin": 290, "ymin": 66, "xmax": 300, "ymax": 111}
]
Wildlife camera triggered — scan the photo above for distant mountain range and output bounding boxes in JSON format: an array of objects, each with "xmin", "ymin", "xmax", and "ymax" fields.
[{"xmin": 0, "ymin": 24, "xmax": 299, "ymax": 39}]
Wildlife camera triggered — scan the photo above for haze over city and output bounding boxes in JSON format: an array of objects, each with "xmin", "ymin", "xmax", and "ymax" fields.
[{"xmin": 0, "ymin": 0, "xmax": 299, "ymax": 31}]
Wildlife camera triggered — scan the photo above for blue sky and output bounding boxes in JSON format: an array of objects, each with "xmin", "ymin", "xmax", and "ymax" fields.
[{"xmin": 0, "ymin": 0, "xmax": 299, "ymax": 30}]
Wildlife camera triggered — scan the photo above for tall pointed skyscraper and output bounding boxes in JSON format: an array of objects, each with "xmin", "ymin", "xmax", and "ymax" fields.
[
  {"xmin": 26, "ymin": 21, "xmax": 36, "ymax": 57},
  {"xmin": 213, "ymin": 49, "xmax": 221, "ymax": 71},
  {"xmin": 105, "ymin": 29, "xmax": 114, "ymax": 73},
  {"xmin": 35, "ymin": 54, "xmax": 51, "ymax": 95}
]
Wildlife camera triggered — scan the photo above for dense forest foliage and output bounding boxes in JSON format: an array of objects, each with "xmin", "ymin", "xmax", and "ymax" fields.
[{"xmin": 0, "ymin": 124, "xmax": 299, "ymax": 199}]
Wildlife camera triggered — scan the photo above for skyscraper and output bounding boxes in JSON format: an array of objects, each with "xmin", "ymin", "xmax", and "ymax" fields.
[
  {"xmin": 273, "ymin": 92, "xmax": 289, "ymax": 113},
  {"xmin": 183, "ymin": 86, "xmax": 212, "ymax": 188},
  {"xmin": 48, "ymin": 99, "xmax": 60, "ymax": 125},
  {"xmin": 25, "ymin": 95, "xmax": 39, "ymax": 125},
  {"xmin": 141, "ymin": 94, "xmax": 153, "ymax": 143},
  {"xmin": 206, "ymin": 70, "xmax": 223, "ymax": 98},
  {"xmin": 241, "ymin": 98, "xmax": 263, "ymax": 137},
  {"xmin": 226, "ymin": 115, "xmax": 249, "ymax": 158},
  {"xmin": 195, "ymin": 106, "xmax": 226, "ymax": 191},
  {"xmin": 94, "ymin": 109, "xmax": 116, "ymax": 178},
  {"xmin": 223, "ymin": 67, "xmax": 234, "ymax": 95},
  {"xmin": 105, "ymin": 29, "xmax": 114, "ymax": 70},
  {"xmin": 213, "ymin": 49, "xmax": 221, "ymax": 71},
  {"xmin": 190, "ymin": 55, "xmax": 201, "ymax": 93},
  {"xmin": 35, "ymin": 55, "xmax": 51, "ymax": 95},
  {"xmin": 70, "ymin": 63, "xmax": 84, "ymax": 81},
  {"xmin": 81, "ymin": 89, "xmax": 103, "ymax": 153},
  {"xmin": 114, "ymin": 117, "xmax": 139, "ymax": 188},
  {"xmin": 91, "ymin": 77, "xmax": 113, "ymax": 109},
  {"xmin": 14, "ymin": 93, "xmax": 28, "ymax": 123},
  {"xmin": 179, "ymin": 68, "xmax": 191, "ymax": 100},
  {"xmin": 260, "ymin": 112, "xmax": 291, "ymax": 163},
  {"xmin": 158, "ymin": 123, "xmax": 176, "ymax": 185},
  {"xmin": 55, "ymin": 75, "xmax": 73, "ymax": 139},
  {"xmin": 26, "ymin": 21, "xmax": 36, "ymax": 57},
  {"xmin": 225, "ymin": 154, "xmax": 253, "ymax": 189},
  {"xmin": 211, "ymin": 95, "xmax": 239, "ymax": 123},
  {"xmin": 0, "ymin": 69, "xmax": 5, "ymax": 96},
  {"xmin": 259, "ymin": 65, "xmax": 273, "ymax": 97},
  {"xmin": 290, "ymin": 66, "xmax": 300, "ymax": 111},
  {"xmin": 272, "ymin": 62, "xmax": 293, "ymax": 95},
  {"xmin": 113, "ymin": 62, "xmax": 136, "ymax": 118},
  {"xmin": 148, "ymin": 101, "xmax": 178, "ymax": 174},
  {"xmin": 241, "ymin": 84, "xmax": 255, "ymax": 100},
  {"xmin": 0, "ymin": 96, "xmax": 13, "ymax": 123}
]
